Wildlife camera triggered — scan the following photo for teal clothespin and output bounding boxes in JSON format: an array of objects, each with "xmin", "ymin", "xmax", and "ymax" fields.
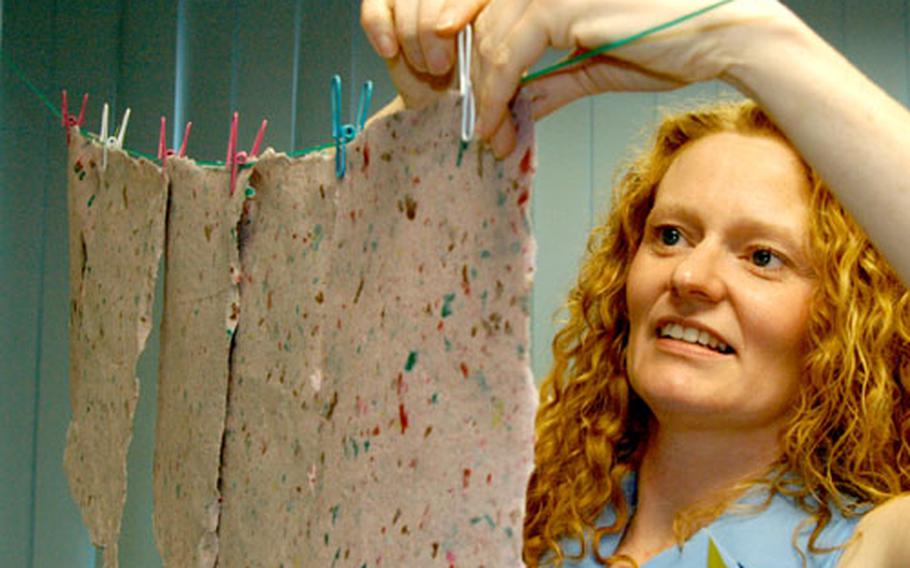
[{"xmin": 331, "ymin": 75, "xmax": 373, "ymax": 179}]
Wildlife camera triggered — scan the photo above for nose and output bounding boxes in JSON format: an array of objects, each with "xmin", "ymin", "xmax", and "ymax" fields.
[{"xmin": 669, "ymin": 241, "xmax": 726, "ymax": 303}]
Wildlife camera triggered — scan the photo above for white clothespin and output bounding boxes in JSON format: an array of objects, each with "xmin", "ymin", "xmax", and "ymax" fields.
[
  {"xmin": 99, "ymin": 102, "xmax": 131, "ymax": 171},
  {"xmin": 457, "ymin": 24, "xmax": 475, "ymax": 144}
]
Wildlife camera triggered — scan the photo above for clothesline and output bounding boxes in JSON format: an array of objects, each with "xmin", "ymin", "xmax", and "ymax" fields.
[{"xmin": 1, "ymin": 0, "xmax": 733, "ymax": 169}]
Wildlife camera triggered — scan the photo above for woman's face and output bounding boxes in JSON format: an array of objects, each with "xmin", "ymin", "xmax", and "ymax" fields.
[{"xmin": 625, "ymin": 132, "xmax": 815, "ymax": 431}]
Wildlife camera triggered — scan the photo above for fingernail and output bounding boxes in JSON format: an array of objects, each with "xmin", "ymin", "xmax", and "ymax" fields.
[
  {"xmin": 436, "ymin": 9, "xmax": 455, "ymax": 31},
  {"xmin": 474, "ymin": 116, "xmax": 486, "ymax": 138},
  {"xmin": 427, "ymin": 47, "xmax": 450, "ymax": 75},
  {"xmin": 378, "ymin": 35, "xmax": 396, "ymax": 58},
  {"xmin": 492, "ymin": 142, "xmax": 506, "ymax": 161}
]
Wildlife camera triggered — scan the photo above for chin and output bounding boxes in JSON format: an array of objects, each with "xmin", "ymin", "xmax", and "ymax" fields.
[{"xmin": 629, "ymin": 369, "xmax": 739, "ymax": 425}]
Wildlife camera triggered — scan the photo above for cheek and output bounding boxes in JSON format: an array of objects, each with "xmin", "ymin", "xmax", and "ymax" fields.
[
  {"xmin": 768, "ymin": 285, "xmax": 812, "ymax": 340},
  {"xmin": 739, "ymin": 284, "xmax": 813, "ymax": 365},
  {"xmin": 625, "ymin": 250, "xmax": 655, "ymax": 327},
  {"xmin": 625, "ymin": 251, "xmax": 661, "ymax": 367}
]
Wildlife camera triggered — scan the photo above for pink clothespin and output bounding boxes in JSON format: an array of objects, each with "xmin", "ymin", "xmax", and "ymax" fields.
[
  {"xmin": 61, "ymin": 90, "xmax": 88, "ymax": 143},
  {"xmin": 158, "ymin": 116, "xmax": 193, "ymax": 167},
  {"xmin": 225, "ymin": 112, "xmax": 267, "ymax": 196}
]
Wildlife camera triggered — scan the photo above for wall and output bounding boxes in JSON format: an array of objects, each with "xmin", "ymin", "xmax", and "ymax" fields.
[{"xmin": 1, "ymin": 1, "xmax": 907, "ymax": 566}]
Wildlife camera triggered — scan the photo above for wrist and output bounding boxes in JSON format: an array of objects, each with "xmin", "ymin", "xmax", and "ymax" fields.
[{"xmin": 716, "ymin": 1, "xmax": 819, "ymax": 98}]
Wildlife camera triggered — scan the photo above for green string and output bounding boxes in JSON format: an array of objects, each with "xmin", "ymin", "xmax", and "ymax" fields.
[
  {"xmin": 521, "ymin": 0, "xmax": 735, "ymax": 84},
  {"xmin": 1, "ymin": 0, "xmax": 733, "ymax": 166},
  {"xmin": 1, "ymin": 50, "xmax": 63, "ymax": 121}
]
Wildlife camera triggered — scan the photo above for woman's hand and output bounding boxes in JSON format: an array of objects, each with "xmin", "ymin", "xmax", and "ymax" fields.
[
  {"xmin": 360, "ymin": 0, "xmax": 488, "ymax": 109},
  {"xmin": 448, "ymin": 0, "xmax": 792, "ymax": 156}
]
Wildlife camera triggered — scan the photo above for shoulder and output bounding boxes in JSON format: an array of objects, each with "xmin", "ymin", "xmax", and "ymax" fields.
[
  {"xmin": 708, "ymin": 490, "xmax": 861, "ymax": 567},
  {"xmin": 836, "ymin": 494, "xmax": 910, "ymax": 568}
]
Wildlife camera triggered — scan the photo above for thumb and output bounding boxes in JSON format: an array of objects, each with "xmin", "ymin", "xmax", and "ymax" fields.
[{"xmin": 387, "ymin": 54, "xmax": 456, "ymax": 110}]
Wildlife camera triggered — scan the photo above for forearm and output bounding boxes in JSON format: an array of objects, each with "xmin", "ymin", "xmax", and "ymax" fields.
[{"xmin": 722, "ymin": 8, "xmax": 910, "ymax": 284}]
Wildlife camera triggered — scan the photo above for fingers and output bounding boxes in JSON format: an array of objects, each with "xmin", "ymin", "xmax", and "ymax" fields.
[
  {"xmin": 394, "ymin": 0, "xmax": 429, "ymax": 73},
  {"xmin": 361, "ymin": 0, "xmax": 398, "ymax": 58},
  {"xmin": 436, "ymin": 0, "xmax": 490, "ymax": 35},
  {"xmin": 482, "ymin": 56, "xmax": 686, "ymax": 158},
  {"xmin": 386, "ymin": 53, "xmax": 455, "ymax": 110},
  {"xmin": 524, "ymin": 56, "xmax": 685, "ymax": 120},
  {"xmin": 488, "ymin": 113, "xmax": 518, "ymax": 159},
  {"xmin": 375, "ymin": 0, "xmax": 456, "ymax": 76},
  {"xmin": 474, "ymin": 9, "xmax": 548, "ymax": 141},
  {"xmin": 419, "ymin": 0, "xmax": 455, "ymax": 74}
]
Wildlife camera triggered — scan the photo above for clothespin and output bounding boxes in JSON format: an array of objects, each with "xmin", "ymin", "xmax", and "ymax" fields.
[
  {"xmin": 158, "ymin": 116, "xmax": 192, "ymax": 167},
  {"xmin": 456, "ymin": 24, "xmax": 475, "ymax": 167},
  {"xmin": 225, "ymin": 112, "xmax": 268, "ymax": 196},
  {"xmin": 61, "ymin": 90, "xmax": 88, "ymax": 143},
  {"xmin": 331, "ymin": 75, "xmax": 373, "ymax": 179},
  {"xmin": 458, "ymin": 24, "xmax": 475, "ymax": 145},
  {"xmin": 99, "ymin": 102, "xmax": 131, "ymax": 171}
]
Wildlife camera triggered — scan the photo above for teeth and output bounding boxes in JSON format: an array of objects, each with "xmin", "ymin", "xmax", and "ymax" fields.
[{"xmin": 658, "ymin": 324, "xmax": 731, "ymax": 354}]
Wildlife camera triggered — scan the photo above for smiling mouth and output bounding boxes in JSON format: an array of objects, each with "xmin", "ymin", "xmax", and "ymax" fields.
[{"xmin": 656, "ymin": 323, "xmax": 735, "ymax": 355}]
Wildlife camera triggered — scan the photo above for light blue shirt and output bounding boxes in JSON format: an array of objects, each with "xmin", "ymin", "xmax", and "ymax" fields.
[{"xmin": 555, "ymin": 475, "xmax": 861, "ymax": 567}]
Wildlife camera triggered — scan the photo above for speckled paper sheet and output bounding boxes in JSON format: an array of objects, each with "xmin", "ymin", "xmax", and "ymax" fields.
[
  {"xmin": 215, "ymin": 149, "xmax": 337, "ymax": 565},
  {"xmin": 152, "ymin": 159, "xmax": 249, "ymax": 567},
  {"xmin": 216, "ymin": 94, "xmax": 537, "ymax": 567},
  {"xmin": 64, "ymin": 131, "xmax": 167, "ymax": 567}
]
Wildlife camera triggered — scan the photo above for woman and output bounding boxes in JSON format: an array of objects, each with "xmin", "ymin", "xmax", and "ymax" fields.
[
  {"xmin": 523, "ymin": 100, "xmax": 910, "ymax": 567},
  {"xmin": 361, "ymin": 1, "xmax": 910, "ymax": 565}
]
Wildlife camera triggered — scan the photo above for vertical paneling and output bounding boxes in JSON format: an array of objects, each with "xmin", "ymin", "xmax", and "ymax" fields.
[
  {"xmin": 655, "ymin": 80, "xmax": 723, "ymax": 113},
  {"xmin": 350, "ymin": 6, "xmax": 397, "ymax": 121},
  {"xmin": 183, "ymin": 1, "xmax": 235, "ymax": 161},
  {"xmin": 234, "ymin": 0, "xmax": 298, "ymax": 153},
  {"xmin": 111, "ymin": 2, "xmax": 176, "ymax": 565},
  {"xmin": 26, "ymin": 0, "xmax": 124, "ymax": 566},
  {"xmin": 0, "ymin": 1, "xmax": 56, "ymax": 565},
  {"xmin": 116, "ymin": 1, "xmax": 179, "ymax": 153},
  {"xmin": 118, "ymin": 274, "xmax": 164, "ymax": 566},
  {"xmin": 295, "ymin": 1, "xmax": 353, "ymax": 151},
  {"xmin": 591, "ymin": 92, "xmax": 657, "ymax": 215},
  {"xmin": 788, "ymin": 0, "xmax": 846, "ymax": 49},
  {"xmin": 531, "ymin": 99, "xmax": 594, "ymax": 380},
  {"xmin": 844, "ymin": 0, "xmax": 908, "ymax": 104}
]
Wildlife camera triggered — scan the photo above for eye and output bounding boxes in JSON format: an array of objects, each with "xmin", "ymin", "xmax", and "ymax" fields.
[
  {"xmin": 658, "ymin": 226, "xmax": 682, "ymax": 246},
  {"xmin": 750, "ymin": 248, "xmax": 784, "ymax": 269}
]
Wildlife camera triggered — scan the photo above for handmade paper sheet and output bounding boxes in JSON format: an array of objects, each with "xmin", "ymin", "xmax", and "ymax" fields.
[
  {"xmin": 152, "ymin": 159, "xmax": 250, "ymax": 567},
  {"xmin": 64, "ymin": 131, "xmax": 167, "ymax": 567},
  {"xmin": 214, "ymin": 150, "xmax": 338, "ymax": 565},
  {"xmin": 216, "ymin": 94, "xmax": 538, "ymax": 567}
]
